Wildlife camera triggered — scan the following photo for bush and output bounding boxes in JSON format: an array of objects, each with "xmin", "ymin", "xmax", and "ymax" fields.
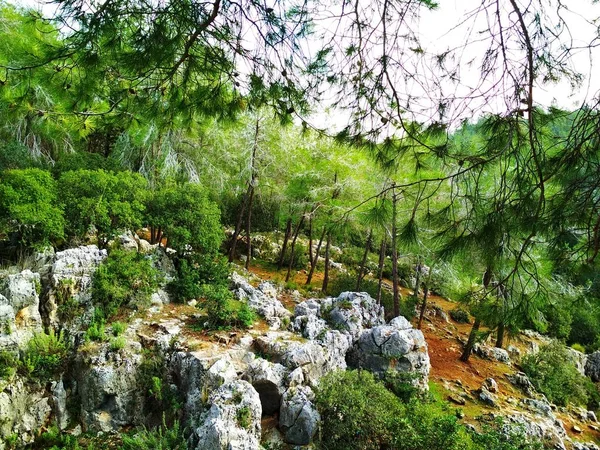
[
  {"xmin": 146, "ymin": 183, "xmax": 222, "ymax": 255},
  {"xmin": 0, "ymin": 168, "xmax": 64, "ymax": 250},
  {"xmin": 470, "ymin": 419, "xmax": 543, "ymax": 450},
  {"xmin": 450, "ymin": 307, "xmax": 471, "ymax": 324},
  {"xmin": 110, "ymin": 336, "xmax": 126, "ymax": 351},
  {"xmin": 121, "ymin": 420, "xmax": 187, "ymax": 450},
  {"xmin": 522, "ymin": 341, "xmax": 595, "ymax": 407},
  {"xmin": 112, "ymin": 321, "xmax": 126, "ymax": 336},
  {"xmin": 92, "ymin": 249, "xmax": 160, "ymax": 318},
  {"xmin": 60, "ymin": 169, "xmax": 147, "ymax": 245},
  {"xmin": 314, "ymin": 370, "xmax": 407, "ymax": 450},
  {"xmin": 20, "ymin": 330, "xmax": 69, "ymax": 380},
  {"xmin": 201, "ymin": 284, "xmax": 256, "ymax": 329},
  {"xmin": 0, "ymin": 350, "xmax": 17, "ymax": 381},
  {"xmin": 170, "ymin": 255, "xmax": 230, "ymax": 303},
  {"xmin": 567, "ymin": 306, "xmax": 600, "ymax": 352}
]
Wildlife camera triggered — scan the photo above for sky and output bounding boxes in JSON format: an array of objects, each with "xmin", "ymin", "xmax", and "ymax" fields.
[{"xmin": 10, "ymin": 0, "xmax": 600, "ymax": 131}]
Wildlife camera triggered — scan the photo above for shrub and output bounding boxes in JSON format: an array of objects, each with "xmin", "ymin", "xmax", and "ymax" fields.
[
  {"xmin": 121, "ymin": 420, "xmax": 187, "ymax": 450},
  {"xmin": 110, "ymin": 336, "xmax": 126, "ymax": 351},
  {"xmin": 0, "ymin": 350, "xmax": 17, "ymax": 381},
  {"xmin": 20, "ymin": 330, "xmax": 69, "ymax": 380},
  {"xmin": 522, "ymin": 341, "xmax": 594, "ymax": 407},
  {"xmin": 314, "ymin": 370, "xmax": 407, "ymax": 450},
  {"xmin": 60, "ymin": 169, "xmax": 147, "ymax": 245},
  {"xmin": 450, "ymin": 307, "xmax": 471, "ymax": 324},
  {"xmin": 170, "ymin": 255, "xmax": 230, "ymax": 303},
  {"xmin": 567, "ymin": 306, "xmax": 600, "ymax": 352},
  {"xmin": 85, "ymin": 317, "xmax": 106, "ymax": 342},
  {"xmin": 146, "ymin": 183, "xmax": 222, "ymax": 255},
  {"xmin": 236, "ymin": 406, "xmax": 251, "ymax": 429},
  {"xmin": 201, "ymin": 284, "xmax": 256, "ymax": 329},
  {"xmin": 112, "ymin": 321, "xmax": 126, "ymax": 336},
  {"xmin": 92, "ymin": 249, "xmax": 160, "ymax": 318},
  {"xmin": 0, "ymin": 168, "xmax": 64, "ymax": 250},
  {"xmin": 470, "ymin": 419, "xmax": 543, "ymax": 450}
]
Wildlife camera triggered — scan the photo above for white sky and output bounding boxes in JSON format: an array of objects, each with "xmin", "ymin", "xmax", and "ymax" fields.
[{"xmin": 9, "ymin": 0, "xmax": 600, "ymax": 130}]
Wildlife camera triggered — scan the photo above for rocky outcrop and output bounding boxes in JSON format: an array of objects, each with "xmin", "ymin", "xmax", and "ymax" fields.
[
  {"xmin": 243, "ymin": 358, "xmax": 289, "ymax": 415},
  {"xmin": 347, "ymin": 316, "xmax": 430, "ymax": 389},
  {"xmin": 45, "ymin": 245, "xmax": 107, "ymax": 329},
  {"xmin": 279, "ymin": 386, "xmax": 320, "ymax": 445},
  {"xmin": 231, "ymin": 272, "xmax": 291, "ymax": 329},
  {"xmin": 0, "ymin": 270, "xmax": 42, "ymax": 350},
  {"xmin": 193, "ymin": 380, "xmax": 262, "ymax": 450},
  {"xmin": 0, "ymin": 377, "xmax": 52, "ymax": 447},
  {"xmin": 585, "ymin": 351, "xmax": 600, "ymax": 382},
  {"xmin": 74, "ymin": 340, "xmax": 145, "ymax": 432}
]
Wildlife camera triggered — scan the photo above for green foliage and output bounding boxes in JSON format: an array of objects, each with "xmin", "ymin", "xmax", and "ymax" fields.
[
  {"xmin": 201, "ymin": 284, "xmax": 256, "ymax": 329},
  {"xmin": 0, "ymin": 168, "xmax": 64, "ymax": 250},
  {"xmin": 450, "ymin": 307, "xmax": 471, "ymax": 324},
  {"xmin": 0, "ymin": 141, "xmax": 43, "ymax": 171},
  {"xmin": 84, "ymin": 317, "xmax": 106, "ymax": 342},
  {"xmin": 314, "ymin": 370, "xmax": 405, "ymax": 450},
  {"xmin": 35, "ymin": 425, "xmax": 88, "ymax": 450},
  {"xmin": 92, "ymin": 249, "xmax": 160, "ymax": 318},
  {"xmin": 522, "ymin": 342, "xmax": 596, "ymax": 407},
  {"xmin": 121, "ymin": 420, "xmax": 187, "ymax": 450},
  {"xmin": 110, "ymin": 336, "xmax": 126, "ymax": 351},
  {"xmin": 470, "ymin": 419, "xmax": 543, "ymax": 450},
  {"xmin": 170, "ymin": 255, "xmax": 230, "ymax": 303},
  {"xmin": 0, "ymin": 350, "xmax": 17, "ymax": 381},
  {"xmin": 146, "ymin": 183, "xmax": 222, "ymax": 255},
  {"xmin": 236, "ymin": 406, "xmax": 251, "ymax": 429},
  {"xmin": 567, "ymin": 306, "xmax": 600, "ymax": 352},
  {"xmin": 60, "ymin": 169, "xmax": 147, "ymax": 245},
  {"xmin": 20, "ymin": 330, "xmax": 69, "ymax": 380},
  {"xmin": 112, "ymin": 321, "xmax": 126, "ymax": 336}
]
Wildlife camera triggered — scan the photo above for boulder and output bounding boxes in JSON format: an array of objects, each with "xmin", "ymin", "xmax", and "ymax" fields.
[
  {"xmin": 231, "ymin": 272, "xmax": 291, "ymax": 329},
  {"xmin": 194, "ymin": 380, "xmax": 262, "ymax": 450},
  {"xmin": 46, "ymin": 245, "xmax": 107, "ymax": 329},
  {"xmin": 243, "ymin": 358, "xmax": 289, "ymax": 415},
  {"xmin": 279, "ymin": 386, "xmax": 320, "ymax": 445},
  {"xmin": 507, "ymin": 372, "xmax": 537, "ymax": 397},
  {"xmin": 0, "ymin": 377, "xmax": 52, "ymax": 447},
  {"xmin": 327, "ymin": 292, "xmax": 384, "ymax": 340},
  {"xmin": 0, "ymin": 270, "xmax": 42, "ymax": 350},
  {"xmin": 75, "ymin": 342, "xmax": 145, "ymax": 432},
  {"xmin": 585, "ymin": 351, "xmax": 600, "ymax": 382},
  {"xmin": 346, "ymin": 317, "xmax": 430, "ymax": 390}
]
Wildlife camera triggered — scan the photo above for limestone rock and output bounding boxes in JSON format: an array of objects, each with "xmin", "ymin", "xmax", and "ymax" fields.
[
  {"xmin": 243, "ymin": 358, "xmax": 289, "ymax": 415},
  {"xmin": 0, "ymin": 377, "xmax": 52, "ymax": 446},
  {"xmin": 327, "ymin": 292, "xmax": 385, "ymax": 340},
  {"xmin": 585, "ymin": 351, "xmax": 600, "ymax": 382},
  {"xmin": 0, "ymin": 270, "xmax": 42, "ymax": 350},
  {"xmin": 75, "ymin": 342, "xmax": 145, "ymax": 432},
  {"xmin": 507, "ymin": 372, "xmax": 536, "ymax": 397},
  {"xmin": 46, "ymin": 245, "xmax": 107, "ymax": 329},
  {"xmin": 231, "ymin": 272, "xmax": 291, "ymax": 329},
  {"xmin": 346, "ymin": 317, "xmax": 430, "ymax": 390},
  {"xmin": 194, "ymin": 380, "xmax": 261, "ymax": 450},
  {"xmin": 279, "ymin": 386, "xmax": 320, "ymax": 445}
]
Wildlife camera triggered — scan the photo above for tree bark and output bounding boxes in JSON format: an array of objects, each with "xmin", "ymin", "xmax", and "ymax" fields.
[
  {"xmin": 285, "ymin": 214, "xmax": 306, "ymax": 282},
  {"xmin": 245, "ymin": 185, "xmax": 255, "ymax": 270},
  {"xmin": 391, "ymin": 187, "xmax": 400, "ymax": 317},
  {"xmin": 376, "ymin": 237, "xmax": 387, "ymax": 305},
  {"xmin": 278, "ymin": 218, "xmax": 293, "ymax": 270},
  {"xmin": 356, "ymin": 229, "xmax": 372, "ymax": 291},
  {"xmin": 308, "ymin": 213, "xmax": 313, "ymax": 267},
  {"xmin": 495, "ymin": 322, "xmax": 505, "ymax": 349},
  {"xmin": 417, "ymin": 284, "xmax": 429, "ymax": 330},
  {"xmin": 306, "ymin": 226, "xmax": 326, "ymax": 285},
  {"xmin": 322, "ymin": 232, "xmax": 332, "ymax": 293},
  {"xmin": 228, "ymin": 190, "xmax": 249, "ymax": 262},
  {"xmin": 460, "ymin": 317, "xmax": 481, "ymax": 362},
  {"xmin": 413, "ymin": 257, "xmax": 422, "ymax": 300}
]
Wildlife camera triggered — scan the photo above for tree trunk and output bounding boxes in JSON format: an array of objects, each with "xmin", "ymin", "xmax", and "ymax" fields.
[
  {"xmin": 322, "ymin": 232, "xmax": 332, "ymax": 293},
  {"xmin": 285, "ymin": 214, "xmax": 306, "ymax": 282},
  {"xmin": 228, "ymin": 190, "xmax": 249, "ymax": 262},
  {"xmin": 376, "ymin": 237, "xmax": 387, "ymax": 305},
  {"xmin": 278, "ymin": 218, "xmax": 293, "ymax": 270},
  {"xmin": 356, "ymin": 230, "xmax": 372, "ymax": 292},
  {"xmin": 460, "ymin": 317, "xmax": 481, "ymax": 362},
  {"xmin": 417, "ymin": 284, "xmax": 429, "ymax": 330},
  {"xmin": 245, "ymin": 185, "xmax": 255, "ymax": 270},
  {"xmin": 495, "ymin": 322, "xmax": 505, "ymax": 348},
  {"xmin": 306, "ymin": 226, "xmax": 326, "ymax": 285},
  {"xmin": 413, "ymin": 257, "xmax": 422, "ymax": 299},
  {"xmin": 391, "ymin": 187, "xmax": 400, "ymax": 317},
  {"xmin": 308, "ymin": 214, "xmax": 313, "ymax": 268}
]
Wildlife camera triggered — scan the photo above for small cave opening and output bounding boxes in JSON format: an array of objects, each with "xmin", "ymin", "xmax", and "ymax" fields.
[{"xmin": 253, "ymin": 380, "xmax": 281, "ymax": 417}]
